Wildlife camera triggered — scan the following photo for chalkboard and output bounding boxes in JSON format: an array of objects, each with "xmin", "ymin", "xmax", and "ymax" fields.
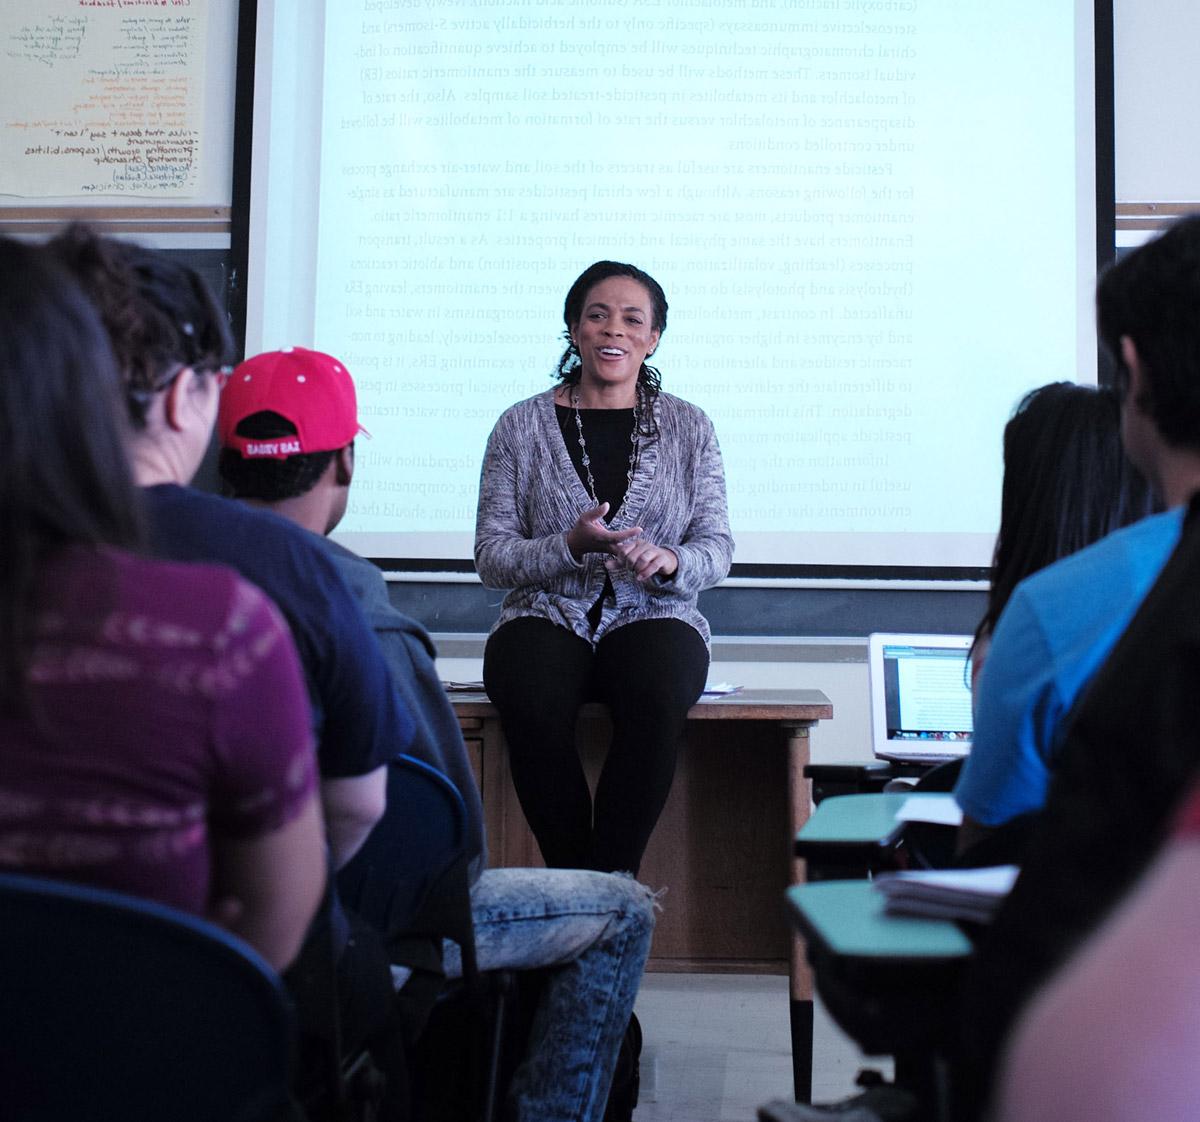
[{"xmin": 386, "ymin": 576, "xmax": 988, "ymax": 639}]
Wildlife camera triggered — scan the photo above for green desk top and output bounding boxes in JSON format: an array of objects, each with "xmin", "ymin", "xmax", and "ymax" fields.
[
  {"xmin": 796, "ymin": 792, "xmax": 919, "ymax": 847},
  {"xmin": 787, "ymin": 880, "xmax": 973, "ymax": 962}
]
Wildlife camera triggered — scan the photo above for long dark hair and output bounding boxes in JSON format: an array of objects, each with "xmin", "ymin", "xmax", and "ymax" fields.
[
  {"xmin": 973, "ymin": 381, "xmax": 1159, "ymax": 661},
  {"xmin": 0, "ymin": 238, "xmax": 144, "ymax": 713},
  {"xmin": 47, "ymin": 225, "xmax": 233, "ymax": 428},
  {"xmin": 554, "ymin": 260, "xmax": 668, "ymax": 428}
]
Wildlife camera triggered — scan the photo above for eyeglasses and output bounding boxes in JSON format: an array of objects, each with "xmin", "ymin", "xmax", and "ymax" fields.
[
  {"xmin": 137, "ymin": 363, "xmax": 231, "ymax": 403},
  {"xmin": 178, "ymin": 364, "xmax": 233, "ymax": 390},
  {"xmin": 149, "ymin": 364, "xmax": 187, "ymax": 395}
]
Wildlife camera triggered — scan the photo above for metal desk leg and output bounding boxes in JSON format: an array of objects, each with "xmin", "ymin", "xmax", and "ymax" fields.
[{"xmin": 790, "ymin": 998, "xmax": 814, "ymax": 1103}]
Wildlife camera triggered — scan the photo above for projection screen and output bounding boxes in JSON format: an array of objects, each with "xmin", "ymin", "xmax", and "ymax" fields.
[{"xmin": 244, "ymin": 0, "xmax": 1105, "ymax": 572}]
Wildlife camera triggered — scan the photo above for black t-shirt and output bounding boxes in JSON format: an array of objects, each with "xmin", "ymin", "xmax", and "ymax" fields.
[
  {"xmin": 555, "ymin": 404, "xmax": 637, "ymax": 521},
  {"xmin": 555, "ymin": 404, "xmax": 641, "ymax": 628},
  {"xmin": 143, "ymin": 484, "xmax": 413, "ymax": 778}
]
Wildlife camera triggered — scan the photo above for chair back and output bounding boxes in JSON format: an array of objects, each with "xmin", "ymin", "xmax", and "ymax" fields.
[
  {"xmin": 0, "ymin": 871, "xmax": 294, "ymax": 1122},
  {"xmin": 338, "ymin": 754, "xmax": 477, "ymax": 975}
]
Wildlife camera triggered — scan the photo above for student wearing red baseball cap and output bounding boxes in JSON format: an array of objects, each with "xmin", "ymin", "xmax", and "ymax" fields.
[{"xmin": 219, "ymin": 345, "xmax": 655, "ymax": 1122}]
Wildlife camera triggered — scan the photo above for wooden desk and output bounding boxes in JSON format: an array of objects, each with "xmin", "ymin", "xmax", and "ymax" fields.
[{"xmin": 452, "ymin": 687, "xmax": 832, "ymax": 1101}]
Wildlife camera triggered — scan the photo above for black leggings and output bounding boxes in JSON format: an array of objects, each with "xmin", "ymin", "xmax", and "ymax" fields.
[{"xmin": 483, "ymin": 617, "xmax": 709, "ymax": 876}]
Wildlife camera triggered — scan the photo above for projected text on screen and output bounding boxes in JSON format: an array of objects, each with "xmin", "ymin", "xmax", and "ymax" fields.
[{"xmin": 249, "ymin": 0, "xmax": 1098, "ymax": 569}]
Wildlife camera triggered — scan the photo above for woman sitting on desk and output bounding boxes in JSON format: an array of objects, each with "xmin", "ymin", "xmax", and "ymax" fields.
[{"xmin": 475, "ymin": 260, "xmax": 734, "ymax": 875}]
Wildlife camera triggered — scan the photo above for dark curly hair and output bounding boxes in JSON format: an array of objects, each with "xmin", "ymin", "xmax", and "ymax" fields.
[
  {"xmin": 554, "ymin": 260, "xmax": 668, "ymax": 428},
  {"xmin": 47, "ymin": 224, "xmax": 233, "ymax": 429}
]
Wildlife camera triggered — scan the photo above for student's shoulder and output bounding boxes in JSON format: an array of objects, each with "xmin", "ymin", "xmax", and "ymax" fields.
[
  {"xmin": 1018, "ymin": 507, "xmax": 1185, "ymax": 607},
  {"xmin": 147, "ymin": 484, "xmax": 338, "ymax": 563},
  {"xmin": 315, "ymin": 536, "xmax": 389, "ymax": 604},
  {"xmin": 146, "ymin": 482, "xmax": 298, "ymax": 536},
  {"xmin": 86, "ymin": 546, "xmax": 286, "ymax": 650},
  {"xmin": 316, "ymin": 537, "xmax": 435, "ymax": 647},
  {"xmin": 144, "ymin": 485, "xmax": 360, "ymax": 616}
]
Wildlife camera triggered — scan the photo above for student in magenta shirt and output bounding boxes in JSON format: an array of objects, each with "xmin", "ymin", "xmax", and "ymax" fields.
[{"xmin": 0, "ymin": 237, "xmax": 325, "ymax": 972}]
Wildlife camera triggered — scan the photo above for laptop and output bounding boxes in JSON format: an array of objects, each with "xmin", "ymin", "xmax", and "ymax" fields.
[{"xmin": 868, "ymin": 633, "xmax": 974, "ymax": 763}]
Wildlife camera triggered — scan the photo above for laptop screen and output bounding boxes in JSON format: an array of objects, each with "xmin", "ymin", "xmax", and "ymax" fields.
[{"xmin": 869, "ymin": 633, "xmax": 973, "ymax": 760}]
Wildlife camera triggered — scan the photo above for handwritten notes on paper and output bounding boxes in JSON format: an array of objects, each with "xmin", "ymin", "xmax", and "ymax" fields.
[{"xmin": 0, "ymin": 2, "xmax": 208, "ymax": 198}]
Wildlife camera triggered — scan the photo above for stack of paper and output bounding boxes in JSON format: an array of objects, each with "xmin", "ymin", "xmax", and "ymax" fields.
[
  {"xmin": 873, "ymin": 866, "xmax": 1020, "ymax": 924},
  {"xmin": 895, "ymin": 794, "xmax": 964, "ymax": 827}
]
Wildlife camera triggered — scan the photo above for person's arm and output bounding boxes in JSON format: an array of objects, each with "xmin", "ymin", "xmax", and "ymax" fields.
[
  {"xmin": 633, "ymin": 413, "xmax": 734, "ymax": 596},
  {"xmin": 210, "ymin": 796, "xmax": 327, "ymax": 971},
  {"xmin": 995, "ymin": 839, "xmax": 1200, "ymax": 1122},
  {"xmin": 474, "ymin": 409, "xmax": 636, "ymax": 587},
  {"xmin": 320, "ymin": 766, "xmax": 387, "ymax": 868},
  {"xmin": 207, "ymin": 581, "xmax": 329, "ymax": 970}
]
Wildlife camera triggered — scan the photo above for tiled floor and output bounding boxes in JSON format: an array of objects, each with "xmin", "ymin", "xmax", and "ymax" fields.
[{"xmin": 632, "ymin": 972, "xmax": 888, "ymax": 1122}]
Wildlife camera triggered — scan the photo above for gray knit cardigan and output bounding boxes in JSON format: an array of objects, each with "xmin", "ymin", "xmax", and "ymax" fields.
[{"xmin": 474, "ymin": 388, "xmax": 734, "ymax": 647}]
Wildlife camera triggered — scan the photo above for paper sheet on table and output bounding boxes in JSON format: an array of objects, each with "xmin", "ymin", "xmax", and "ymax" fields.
[
  {"xmin": 873, "ymin": 866, "xmax": 1020, "ymax": 923},
  {"xmin": 702, "ymin": 682, "xmax": 742, "ymax": 696},
  {"xmin": 895, "ymin": 794, "xmax": 964, "ymax": 827}
]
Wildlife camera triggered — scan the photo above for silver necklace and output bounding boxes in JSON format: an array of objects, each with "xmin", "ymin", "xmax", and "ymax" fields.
[{"xmin": 570, "ymin": 385, "xmax": 641, "ymax": 507}]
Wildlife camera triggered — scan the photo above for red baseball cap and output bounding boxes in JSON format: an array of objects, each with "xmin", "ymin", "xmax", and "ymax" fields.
[{"xmin": 219, "ymin": 346, "xmax": 368, "ymax": 459}]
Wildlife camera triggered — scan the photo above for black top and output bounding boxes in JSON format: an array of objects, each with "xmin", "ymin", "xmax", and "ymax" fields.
[
  {"xmin": 555, "ymin": 404, "xmax": 637, "ymax": 523},
  {"xmin": 555, "ymin": 403, "xmax": 640, "ymax": 629}
]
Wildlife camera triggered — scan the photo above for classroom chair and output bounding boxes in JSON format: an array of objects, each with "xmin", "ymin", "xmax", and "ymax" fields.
[
  {"xmin": 775, "ymin": 879, "xmax": 973, "ymax": 1122},
  {"xmin": 0, "ymin": 870, "xmax": 296, "ymax": 1122},
  {"xmin": 339, "ymin": 754, "xmax": 519, "ymax": 1122}
]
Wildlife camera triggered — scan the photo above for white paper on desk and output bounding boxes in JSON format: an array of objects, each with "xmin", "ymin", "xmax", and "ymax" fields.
[
  {"xmin": 873, "ymin": 866, "xmax": 1019, "ymax": 923},
  {"xmin": 442, "ymin": 681, "xmax": 485, "ymax": 692},
  {"xmin": 895, "ymin": 794, "xmax": 964, "ymax": 827},
  {"xmin": 702, "ymin": 682, "xmax": 742, "ymax": 696},
  {"xmin": 876, "ymin": 866, "xmax": 1019, "ymax": 897}
]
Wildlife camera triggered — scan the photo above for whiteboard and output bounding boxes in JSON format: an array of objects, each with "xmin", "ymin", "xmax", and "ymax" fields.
[{"xmin": 0, "ymin": 0, "xmax": 237, "ymax": 208}]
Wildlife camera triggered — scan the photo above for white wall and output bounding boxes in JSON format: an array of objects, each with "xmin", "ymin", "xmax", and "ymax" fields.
[{"xmin": 1114, "ymin": 0, "xmax": 1200, "ymax": 201}]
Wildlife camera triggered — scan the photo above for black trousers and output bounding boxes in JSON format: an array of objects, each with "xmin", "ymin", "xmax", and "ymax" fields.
[{"xmin": 483, "ymin": 616, "xmax": 709, "ymax": 876}]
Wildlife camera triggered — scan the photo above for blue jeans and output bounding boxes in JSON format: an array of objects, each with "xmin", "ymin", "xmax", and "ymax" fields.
[{"xmin": 441, "ymin": 868, "xmax": 657, "ymax": 1122}]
